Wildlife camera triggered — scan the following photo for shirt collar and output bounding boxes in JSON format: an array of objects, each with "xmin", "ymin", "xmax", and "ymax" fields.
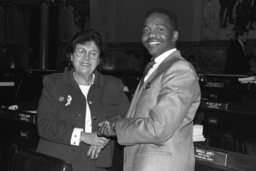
[
  {"xmin": 154, "ymin": 48, "xmax": 177, "ymax": 64},
  {"xmin": 63, "ymin": 69, "xmax": 104, "ymax": 87}
]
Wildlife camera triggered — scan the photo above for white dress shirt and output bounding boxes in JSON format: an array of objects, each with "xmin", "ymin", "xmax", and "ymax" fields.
[
  {"xmin": 144, "ymin": 48, "xmax": 177, "ymax": 81},
  {"xmin": 70, "ymin": 75, "xmax": 94, "ymax": 146}
]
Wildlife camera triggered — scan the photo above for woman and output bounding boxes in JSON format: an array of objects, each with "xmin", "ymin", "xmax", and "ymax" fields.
[{"xmin": 36, "ymin": 29, "xmax": 130, "ymax": 171}]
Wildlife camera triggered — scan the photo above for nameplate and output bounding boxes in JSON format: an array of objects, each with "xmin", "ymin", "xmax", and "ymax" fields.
[
  {"xmin": 205, "ymin": 82, "xmax": 224, "ymax": 88},
  {"xmin": 18, "ymin": 113, "xmax": 36, "ymax": 124},
  {"xmin": 195, "ymin": 146, "xmax": 227, "ymax": 166},
  {"xmin": 200, "ymin": 101, "xmax": 229, "ymax": 111},
  {"xmin": 20, "ymin": 130, "xmax": 29, "ymax": 139}
]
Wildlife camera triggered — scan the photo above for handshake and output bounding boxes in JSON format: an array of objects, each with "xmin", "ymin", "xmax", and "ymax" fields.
[{"xmin": 97, "ymin": 115, "xmax": 122, "ymax": 137}]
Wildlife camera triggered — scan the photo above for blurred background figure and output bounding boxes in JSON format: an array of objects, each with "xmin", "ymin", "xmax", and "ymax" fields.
[
  {"xmin": 223, "ymin": 25, "xmax": 251, "ymax": 75},
  {"xmin": 219, "ymin": 0, "xmax": 236, "ymax": 28}
]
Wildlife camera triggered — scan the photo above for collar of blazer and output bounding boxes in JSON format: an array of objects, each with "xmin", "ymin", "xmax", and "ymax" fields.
[
  {"xmin": 140, "ymin": 50, "xmax": 183, "ymax": 90},
  {"xmin": 62, "ymin": 69, "xmax": 105, "ymax": 88},
  {"xmin": 126, "ymin": 50, "xmax": 183, "ymax": 118}
]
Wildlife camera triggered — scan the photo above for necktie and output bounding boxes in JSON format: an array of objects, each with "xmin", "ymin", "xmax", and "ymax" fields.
[{"xmin": 139, "ymin": 59, "xmax": 155, "ymax": 88}]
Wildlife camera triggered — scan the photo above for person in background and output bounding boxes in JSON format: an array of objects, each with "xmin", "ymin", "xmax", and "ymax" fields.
[
  {"xmin": 224, "ymin": 25, "xmax": 251, "ymax": 75},
  {"xmin": 36, "ymin": 29, "xmax": 130, "ymax": 171},
  {"xmin": 219, "ymin": 0, "xmax": 236, "ymax": 28},
  {"xmin": 98, "ymin": 8, "xmax": 201, "ymax": 171}
]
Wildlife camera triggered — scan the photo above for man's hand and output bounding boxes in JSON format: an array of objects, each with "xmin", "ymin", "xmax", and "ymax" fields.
[
  {"xmin": 97, "ymin": 115, "xmax": 122, "ymax": 137},
  {"xmin": 97, "ymin": 120, "xmax": 117, "ymax": 137}
]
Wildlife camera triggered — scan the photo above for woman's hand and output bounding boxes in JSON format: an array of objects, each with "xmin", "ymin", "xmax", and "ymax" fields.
[
  {"xmin": 80, "ymin": 131, "xmax": 109, "ymax": 148},
  {"xmin": 87, "ymin": 145, "xmax": 102, "ymax": 160}
]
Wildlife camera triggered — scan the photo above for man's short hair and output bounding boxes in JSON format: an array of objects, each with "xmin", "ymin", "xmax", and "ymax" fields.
[{"xmin": 144, "ymin": 8, "xmax": 178, "ymax": 30}]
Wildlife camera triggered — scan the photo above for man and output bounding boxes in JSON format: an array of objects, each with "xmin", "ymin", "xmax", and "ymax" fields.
[
  {"xmin": 224, "ymin": 25, "xmax": 251, "ymax": 75},
  {"xmin": 98, "ymin": 8, "xmax": 201, "ymax": 171}
]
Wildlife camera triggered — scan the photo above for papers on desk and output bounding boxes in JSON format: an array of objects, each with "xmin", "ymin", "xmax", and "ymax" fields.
[
  {"xmin": 0, "ymin": 81, "xmax": 14, "ymax": 86},
  {"xmin": 238, "ymin": 76, "xmax": 256, "ymax": 84},
  {"xmin": 193, "ymin": 135, "xmax": 206, "ymax": 142},
  {"xmin": 8, "ymin": 105, "xmax": 18, "ymax": 110},
  {"xmin": 193, "ymin": 124, "xmax": 206, "ymax": 142},
  {"xmin": 7, "ymin": 105, "xmax": 37, "ymax": 113}
]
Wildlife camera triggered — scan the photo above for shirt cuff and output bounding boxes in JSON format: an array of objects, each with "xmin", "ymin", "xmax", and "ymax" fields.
[{"xmin": 70, "ymin": 128, "xmax": 84, "ymax": 146}]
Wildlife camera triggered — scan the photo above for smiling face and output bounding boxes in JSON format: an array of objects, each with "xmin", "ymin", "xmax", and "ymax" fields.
[
  {"xmin": 141, "ymin": 12, "xmax": 178, "ymax": 58},
  {"xmin": 71, "ymin": 41, "xmax": 100, "ymax": 77}
]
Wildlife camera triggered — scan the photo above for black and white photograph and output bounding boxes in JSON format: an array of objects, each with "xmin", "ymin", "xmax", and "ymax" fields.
[{"xmin": 0, "ymin": 1, "xmax": 256, "ymax": 171}]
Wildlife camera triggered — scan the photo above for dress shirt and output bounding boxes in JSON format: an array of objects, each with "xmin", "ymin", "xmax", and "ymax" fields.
[
  {"xmin": 79, "ymin": 85, "xmax": 92, "ymax": 133},
  {"xmin": 144, "ymin": 48, "xmax": 177, "ymax": 81}
]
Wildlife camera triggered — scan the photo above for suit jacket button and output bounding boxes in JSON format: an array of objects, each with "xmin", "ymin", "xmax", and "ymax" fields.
[
  {"xmin": 92, "ymin": 116, "xmax": 97, "ymax": 120},
  {"xmin": 78, "ymin": 114, "xmax": 82, "ymax": 117},
  {"xmin": 88, "ymin": 101, "xmax": 92, "ymax": 104}
]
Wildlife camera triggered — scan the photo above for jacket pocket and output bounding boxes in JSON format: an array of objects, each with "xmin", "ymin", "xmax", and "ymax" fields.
[{"xmin": 137, "ymin": 144, "xmax": 172, "ymax": 156}]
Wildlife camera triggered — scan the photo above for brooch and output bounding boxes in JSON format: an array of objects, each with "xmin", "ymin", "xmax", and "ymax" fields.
[{"xmin": 65, "ymin": 95, "xmax": 72, "ymax": 106}]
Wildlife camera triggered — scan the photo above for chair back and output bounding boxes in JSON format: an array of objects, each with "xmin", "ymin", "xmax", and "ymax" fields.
[{"xmin": 11, "ymin": 150, "xmax": 72, "ymax": 171}]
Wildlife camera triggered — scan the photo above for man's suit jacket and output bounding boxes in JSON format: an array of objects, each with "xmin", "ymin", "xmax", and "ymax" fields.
[
  {"xmin": 36, "ymin": 70, "xmax": 129, "ymax": 171},
  {"xmin": 224, "ymin": 40, "xmax": 250, "ymax": 75},
  {"xmin": 116, "ymin": 50, "xmax": 201, "ymax": 171}
]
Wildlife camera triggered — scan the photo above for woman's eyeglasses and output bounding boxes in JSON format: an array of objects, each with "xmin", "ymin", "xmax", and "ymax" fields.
[{"xmin": 74, "ymin": 48, "xmax": 100, "ymax": 60}]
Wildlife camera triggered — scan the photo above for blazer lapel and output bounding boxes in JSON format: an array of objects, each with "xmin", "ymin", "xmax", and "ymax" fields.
[
  {"xmin": 126, "ymin": 50, "xmax": 182, "ymax": 118},
  {"xmin": 143, "ymin": 51, "xmax": 182, "ymax": 88}
]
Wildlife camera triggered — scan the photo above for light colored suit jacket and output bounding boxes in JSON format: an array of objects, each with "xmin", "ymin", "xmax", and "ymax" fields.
[{"xmin": 116, "ymin": 50, "xmax": 201, "ymax": 171}]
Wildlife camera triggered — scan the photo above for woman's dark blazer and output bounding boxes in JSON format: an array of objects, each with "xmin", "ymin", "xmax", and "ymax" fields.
[{"xmin": 36, "ymin": 70, "xmax": 130, "ymax": 171}]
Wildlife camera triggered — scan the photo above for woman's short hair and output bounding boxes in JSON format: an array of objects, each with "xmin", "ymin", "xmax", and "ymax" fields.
[{"xmin": 66, "ymin": 29, "xmax": 105, "ymax": 58}]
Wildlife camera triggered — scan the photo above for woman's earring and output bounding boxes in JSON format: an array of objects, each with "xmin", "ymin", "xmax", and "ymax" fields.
[{"xmin": 97, "ymin": 58, "xmax": 102, "ymax": 71}]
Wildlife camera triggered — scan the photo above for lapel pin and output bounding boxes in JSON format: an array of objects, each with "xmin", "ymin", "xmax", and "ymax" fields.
[
  {"xmin": 145, "ymin": 83, "xmax": 151, "ymax": 90},
  {"xmin": 58, "ymin": 96, "xmax": 65, "ymax": 102},
  {"xmin": 65, "ymin": 95, "xmax": 72, "ymax": 106}
]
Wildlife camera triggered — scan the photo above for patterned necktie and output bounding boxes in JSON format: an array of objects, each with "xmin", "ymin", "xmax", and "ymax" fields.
[{"xmin": 139, "ymin": 59, "xmax": 155, "ymax": 88}]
